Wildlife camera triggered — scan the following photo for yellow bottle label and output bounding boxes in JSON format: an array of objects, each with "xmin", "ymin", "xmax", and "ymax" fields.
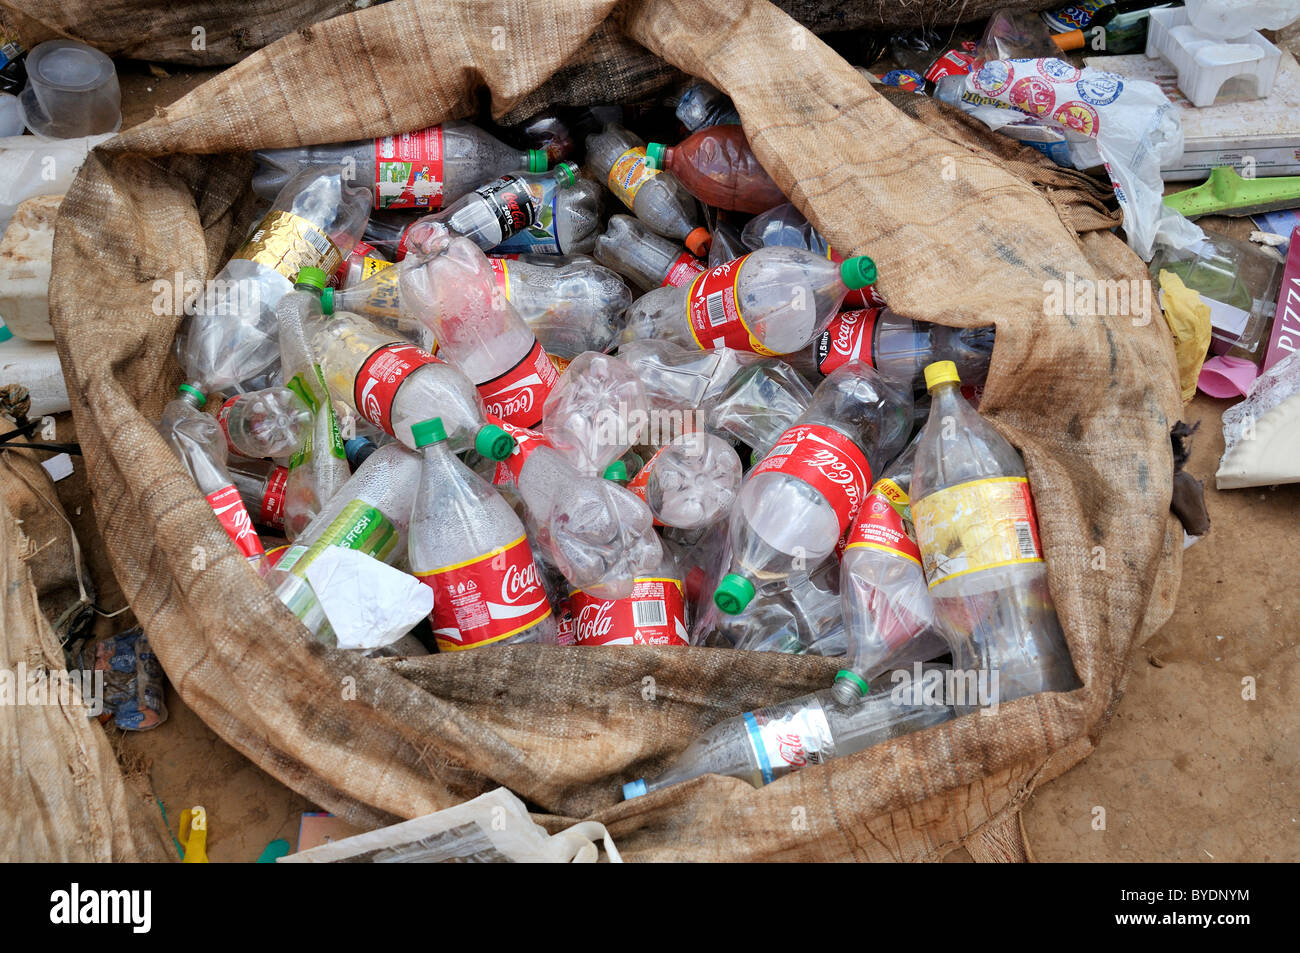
[
  {"xmin": 360, "ymin": 256, "xmax": 394, "ymax": 280},
  {"xmin": 607, "ymin": 146, "xmax": 659, "ymax": 208},
  {"xmin": 233, "ymin": 210, "xmax": 343, "ymax": 282},
  {"xmin": 912, "ymin": 476, "xmax": 1044, "ymax": 588}
]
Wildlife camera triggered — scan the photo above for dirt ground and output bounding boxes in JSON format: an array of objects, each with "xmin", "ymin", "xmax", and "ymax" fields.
[{"xmin": 39, "ymin": 57, "xmax": 1299, "ymax": 862}]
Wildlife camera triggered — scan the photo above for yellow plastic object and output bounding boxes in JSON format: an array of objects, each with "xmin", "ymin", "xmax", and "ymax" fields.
[
  {"xmin": 924, "ymin": 360, "xmax": 960, "ymax": 390},
  {"xmin": 178, "ymin": 806, "xmax": 210, "ymax": 863},
  {"xmin": 1157, "ymin": 270, "xmax": 1213, "ymax": 402}
]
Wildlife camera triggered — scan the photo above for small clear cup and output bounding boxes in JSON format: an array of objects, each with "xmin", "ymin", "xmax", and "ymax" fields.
[{"xmin": 18, "ymin": 40, "xmax": 121, "ymax": 139}]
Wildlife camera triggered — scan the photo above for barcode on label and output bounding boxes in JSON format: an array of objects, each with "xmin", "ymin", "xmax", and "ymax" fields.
[
  {"xmin": 633, "ymin": 600, "xmax": 667, "ymax": 628},
  {"xmin": 768, "ymin": 442, "xmax": 796, "ymax": 457},
  {"xmin": 302, "ymin": 226, "xmax": 333, "ymax": 259},
  {"xmin": 1014, "ymin": 520, "xmax": 1036, "ymax": 558},
  {"xmin": 705, "ymin": 291, "xmax": 728, "ymax": 327}
]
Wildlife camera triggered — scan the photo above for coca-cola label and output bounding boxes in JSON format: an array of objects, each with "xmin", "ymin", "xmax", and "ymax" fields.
[
  {"xmin": 685, "ymin": 255, "xmax": 776, "ymax": 355},
  {"xmin": 353, "ymin": 342, "xmax": 440, "ymax": 436},
  {"xmin": 488, "ymin": 257, "xmax": 513, "ymax": 302},
  {"xmin": 814, "ymin": 308, "xmax": 879, "ymax": 378},
  {"xmin": 474, "ymin": 174, "xmax": 539, "ymax": 242},
  {"xmin": 258, "ymin": 465, "xmax": 289, "ymax": 532},
  {"xmin": 215, "ymin": 394, "xmax": 242, "ymax": 456},
  {"xmin": 476, "ymin": 338, "xmax": 558, "ymax": 428},
  {"xmin": 205, "ymin": 484, "xmax": 265, "ymax": 559},
  {"xmin": 742, "ymin": 697, "xmax": 836, "ymax": 786},
  {"xmin": 568, "ymin": 577, "xmax": 688, "ymax": 646},
  {"xmin": 415, "ymin": 534, "xmax": 552, "ymax": 651},
  {"xmin": 624, "ymin": 444, "xmax": 666, "ymax": 526},
  {"xmin": 749, "ymin": 424, "xmax": 872, "ymax": 535},
  {"xmin": 490, "ymin": 419, "xmax": 550, "ymax": 486},
  {"xmin": 661, "ymin": 251, "xmax": 705, "ymax": 288},
  {"xmin": 374, "ymin": 125, "xmax": 445, "ymax": 209},
  {"xmin": 845, "ymin": 480, "xmax": 922, "ymax": 566}
]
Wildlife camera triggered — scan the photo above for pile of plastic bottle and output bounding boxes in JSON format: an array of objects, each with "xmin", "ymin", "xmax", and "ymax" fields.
[{"xmin": 160, "ymin": 81, "xmax": 1080, "ymax": 798}]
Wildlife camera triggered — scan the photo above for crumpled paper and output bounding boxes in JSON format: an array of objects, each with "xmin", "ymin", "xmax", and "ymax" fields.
[
  {"xmin": 1158, "ymin": 269, "xmax": 1213, "ymax": 401},
  {"xmin": 305, "ymin": 547, "xmax": 433, "ymax": 650}
]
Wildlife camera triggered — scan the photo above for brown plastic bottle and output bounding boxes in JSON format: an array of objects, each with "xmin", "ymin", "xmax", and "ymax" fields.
[{"xmin": 646, "ymin": 126, "xmax": 785, "ymax": 215}]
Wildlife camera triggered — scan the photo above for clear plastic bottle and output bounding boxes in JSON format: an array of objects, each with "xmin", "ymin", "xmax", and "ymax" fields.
[
  {"xmin": 493, "ymin": 420, "xmax": 662, "ymax": 599},
  {"xmin": 275, "ymin": 267, "xmax": 351, "ymax": 539},
  {"xmin": 833, "ymin": 437, "xmax": 940, "ymax": 703},
  {"xmin": 617, "ymin": 339, "xmax": 762, "ymax": 417},
  {"xmin": 399, "ymin": 232, "xmax": 560, "ymax": 428},
  {"xmin": 626, "ymin": 431, "xmax": 743, "ymax": 530},
  {"xmin": 672, "ymin": 79, "xmax": 740, "ymax": 131},
  {"xmin": 251, "ymin": 120, "xmax": 548, "ymax": 209},
  {"xmin": 214, "ymin": 386, "xmax": 312, "ymax": 460},
  {"xmin": 911, "ymin": 361, "xmax": 1080, "ymax": 705},
  {"xmin": 228, "ymin": 458, "xmax": 290, "ymax": 534},
  {"xmin": 707, "ymin": 222, "xmax": 748, "ymax": 269},
  {"xmin": 792, "ymin": 307, "xmax": 995, "ymax": 393},
  {"xmin": 334, "ymin": 240, "xmax": 393, "ymax": 290},
  {"xmin": 622, "ymin": 673, "xmax": 953, "ymax": 797},
  {"xmin": 485, "ymin": 254, "xmax": 631, "ymax": 358},
  {"xmin": 585, "ymin": 123, "xmax": 710, "ymax": 256},
  {"xmin": 408, "ymin": 417, "xmax": 555, "ymax": 650},
  {"xmin": 564, "ymin": 546, "xmax": 690, "ymax": 646},
  {"xmin": 620, "ymin": 247, "xmax": 877, "ymax": 356},
  {"xmin": 272, "ymin": 442, "xmax": 421, "ymax": 635},
  {"xmin": 714, "ymin": 361, "xmax": 912, "ymax": 614},
  {"xmin": 593, "ymin": 214, "xmax": 704, "ymax": 292},
  {"xmin": 312, "ymin": 308, "xmax": 514, "ymax": 459},
  {"xmin": 646, "ymin": 126, "xmax": 784, "ymax": 214},
  {"xmin": 705, "ymin": 358, "xmax": 813, "ymax": 458},
  {"xmin": 157, "ymin": 383, "xmax": 266, "ymax": 565},
  {"xmin": 176, "ymin": 166, "xmax": 370, "ymax": 392},
  {"xmin": 320, "ymin": 261, "xmax": 420, "ymax": 343},
  {"xmin": 541, "ymin": 351, "xmax": 649, "ymax": 477}
]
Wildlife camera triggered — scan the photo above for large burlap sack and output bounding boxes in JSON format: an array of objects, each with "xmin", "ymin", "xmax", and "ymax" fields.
[{"xmin": 48, "ymin": 0, "xmax": 1182, "ymax": 861}]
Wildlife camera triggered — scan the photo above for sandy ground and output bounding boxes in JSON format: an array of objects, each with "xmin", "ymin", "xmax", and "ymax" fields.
[{"xmin": 41, "ymin": 57, "xmax": 1298, "ymax": 862}]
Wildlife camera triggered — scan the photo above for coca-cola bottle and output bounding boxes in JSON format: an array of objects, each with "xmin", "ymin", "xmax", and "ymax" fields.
[
  {"xmin": 626, "ymin": 431, "xmax": 743, "ymax": 531},
  {"xmin": 645, "ymin": 126, "xmax": 785, "ymax": 214},
  {"xmin": 213, "ymin": 386, "xmax": 312, "ymax": 460},
  {"xmin": 408, "ymin": 417, "xmax": 555, "ymax": 650},
  {"xmin": 563, "ymin": 546, "xmax": 690, "ymax": 646},
  {"xmin": 593, "ymin": 214, "xmax": 704, "ymax": 293},
  {"xmin": 713, "ymin": 361, "xmax": 912, "ymax": 614},
  {"xmin": 484, "ymin": 254, "xmax": 632, "ymax": 357},
  {"xmin": 228, "ymin": 458, "xmax": 290, "ymax": 534}
]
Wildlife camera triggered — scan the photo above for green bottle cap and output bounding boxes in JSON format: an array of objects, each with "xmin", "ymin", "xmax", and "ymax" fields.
[
  {"xmin": 294, "ymin": 266, "xmax": 328, "ymax": 294},
  {"xmin": 527, "ymin": 149, "xmax": 548, "ymax": 173},
  {"xmin": 713, "ymin": 573, "xmax": 756, "ymax": 615},
  {"xmin": 603, "ymin": 460, "xmax": 628, "ymax": 482},
  {"xmin": 411, "ymin": 417, "xmax": 448, "ymax": 448},
  {"xmin": 554, "ymin": 161, "xmax": 577, "ymax": 186},
  {"xmin": 834, "ymin": 669, "xmax": 871, "ymax": 698},
  {"xmin": 0, "ymin": 323, "xmax": 12, "ymax": 342},
  {"xmin": 177, "ymin": 382, "xmax": 206, "ymax": 407},
  {"xmin": 839, "ymin": 256, "xmax": 877, "ymax": 290},
  {"xmin": 645, "ymin": 142, "xmax": 666, "ymax": 170},
  {"xmin": 320, "ymin": 286, "xmax": 335, "ymax": 315},
  {"xmin": 476, "ymin": 423, "xmax": 516, "ymax": 461}
]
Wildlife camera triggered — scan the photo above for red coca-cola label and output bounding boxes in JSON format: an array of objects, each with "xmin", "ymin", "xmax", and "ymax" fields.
[
  {"xmin": 354, "ymin": 342, "xmax": 440, "ymax": 436},
  {"xmin": 476, "ymin": 338, "xmax": 558, "ymax": 428},
  {"xmin": 925, "ymin": 49, "xmax": 976, "ymax": 83},
  {"xmin": 490, "ymin": 418, "xmax": 550, "ymax": 486},
  {"xmin": 624, "ymin": 445, "xmax": 666, "ymax": 526},
  {"xmin": 661, "ymin": 251, "xmax": 705, "ymax": 288},
  {"xmin": 749, "ymin": 424, "xmax": 871, "ymax": 534},
  {"xmin": 259, "ymin": 465, "xmax": 289, "ymax": 531},
  {"xmin": 685, "ymin": 255, "xmax": 775, "ymax": 355},
  {"xmin": 215, "ymin": 395, "xmax": 242, "ymax": 456},
  {"xmin": 415, "ymin": 534, "xmax": 552, "ymax": 651},
  {"xmin": 845, "ymin": 483, "xmax": 922, "ymax": 565},
  {"xmin": 205, "ymin": 484, "xmax": 265, "ymax": 559},
  {"xmin": 814, "ymin": 308, "xmax": 879, "ymax": 378},
  {"xmin": 374, "ymin": 126, "xmax": 445, "ymax": 209},
  {"xmin": 568, "ymin": 577, "xmax": 688, "ymax": 646}
]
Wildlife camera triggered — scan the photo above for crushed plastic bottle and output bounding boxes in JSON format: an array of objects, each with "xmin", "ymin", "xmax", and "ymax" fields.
[
  {"xmin": 252, "ymin": 120, "xmax": 548, "ymax": 210},
  {"xmin": 228, "ymin": 458, "xmax": 290, "ymax": 533},
  {"xmin": 622, "ymin": 670, "xmax": 953, "ymax": 797},
  {"xmin": 542, "ymin": 351, "xmax": 649, "ymax": 476},
  {"xmin": 705, "ymin": 358, "xmax": 814, "ymax": 458},
  {"xmin": 408, "ymin": 417, "xmax": 555, "ymax": 649},
  {"xmin": 646, "ymin": 125, "xmax": 784, "ymax": 214},
  {"xmin": 714, "ymin": 361, "xmax": 912, "ymax": 614},
  {"xmin": 214, "ymin": 386, "xmax": 312, "ymax": 460},
  {"xmin": 593, "ymin": 214, "xmax": 704, "ymax": 292},
  {"xmin": 485, "ymin": 254, "xmax": 631, "ymax": 357},
  {"xmin": 585, "ymin": 123, "xmax": 710, "ymax": 256},
  {"xmin": 911, "ymin": 361, "xmax": 1080, "ymax": 705},
  {"xmin": 176, "ymin": 165, "xmax": 370, "ymax": 392},
  {"xmin": 707, "ymin": 221, "xmax": 748, "ymax": 269},
  {"xmin": 672, "ymin": 79, "xmax": 740, "ymax": 131},
  {"xmin": 158, "ymin": 383, "xmax": 266, "ymax": 566},
  {"xmin": 620, "ymin": 247, "xmax": 877, "ymax": 356},
  {"xmin": 626, "ymin": 430, "xmax": 743, "ymax": 531}
]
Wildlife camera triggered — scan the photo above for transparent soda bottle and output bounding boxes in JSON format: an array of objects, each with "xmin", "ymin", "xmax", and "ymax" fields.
[
  {"xmin": 176, "ymin": 165, "xmax": 370, "ymax": 392},
  {"xmin": 626, "ymin": 431, "xmax": 743, "ymax": 531},
  {"xmin": 311, "ymin": 308, "xmax": 514, "ymax": 459},
  {"xmin": 157, "ymin": 384, "xmax": 266, "ymax": 565},
  {"xmin": 623, "ymin": 673, "xmax": 953, "ymax": 798},
  {"xmin": 714, "ymin": 361, "xmax": 912, "ymax": 614},
  {"xmin": 228, "ymin": 458, "xmax": 289, "ymax": 533},
  {"xmin": 705, "ymin": 358, "xmax": 813, "ymax": 458},
  {"xmin": 620, "ymin": 246, "xmax": 877, "ymax": 356},
  {"xmin": 485, "ymin": 254, "xmax": 632, "ymax": 357},
  {"xmin": 741, "ymin": 202, "xmax": 884, "ymax": 310},
  {"xmin": 541, "ymin": 351, "xmax": 649, "ymax": 477},
  {"xmin": 585, "ymin": 123, "xmax": 710, "ymax": 256},
  {"xmin": 593, "ymin": 214, "xmax": 704, "ymax": 292},
  {"xmin": 333, "ymin": 240, "xmax": 392, "ymax": 290},
  {"xmin": 214, "ymin": 386, "xmax": 312, "ymax": 460},
  {"xmin": 672, "ymin": 79, "xmax": 740, "ymax": 131},
  {"xmin": 408, "ymin": 417, "xmax": 555, "ymax": 650},
  {"xmin": 911, "ymin": 361, "xmax": 1080, "ymax": 704},
  {"xmin": 563, "ymin": 546, "xmax": 690, "ymax": 647},
  {"xmin": 646, "ymin": 126, "xmax": 784, "ymax": 214},
  {"xmin": 252, "ymin": 120, "xmax": 547, "ymax": 209},
  {"xmin": 707, "ymin": 221, "xmax": 748, "ymax": 269}
]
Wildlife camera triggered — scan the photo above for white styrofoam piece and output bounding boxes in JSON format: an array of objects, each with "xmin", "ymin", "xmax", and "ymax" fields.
[
  {"xmin": 0, "ymin": 337, "xmax": 70, "ymax": 415},
  {"xmin": 1146, "ymin": 7, "xmax": 1281, "ymax": 107},
  {"xmin": 0, "ymin": 194, "xmax": 60, "ymax": 341}
]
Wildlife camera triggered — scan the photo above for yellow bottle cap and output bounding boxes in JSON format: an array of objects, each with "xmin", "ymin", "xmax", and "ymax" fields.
[{"xmin": 924, "ymin": 360, "xmax": 960, "ymax": 390}]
